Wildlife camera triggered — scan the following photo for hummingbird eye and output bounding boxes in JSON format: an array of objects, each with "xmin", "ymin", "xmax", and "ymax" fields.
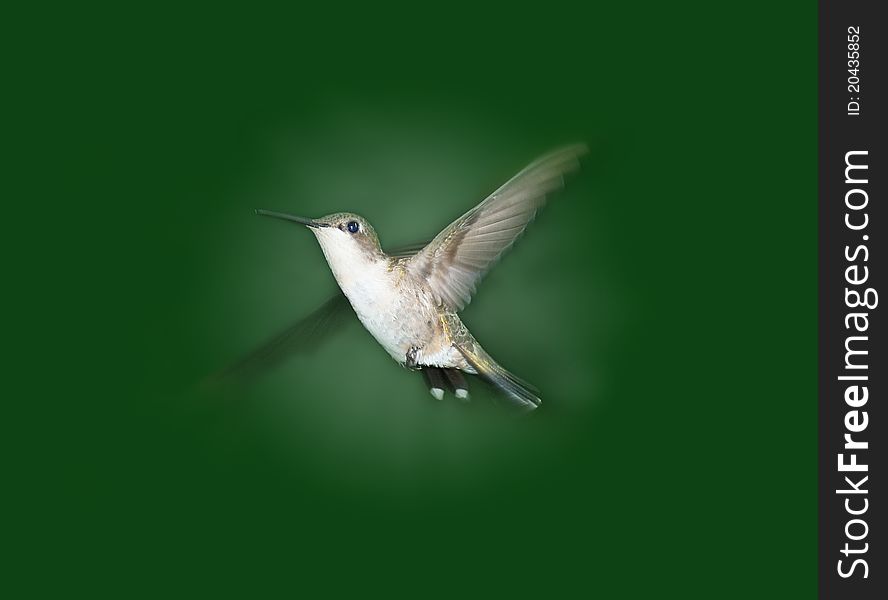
[{"xmin": 346, "ymin": 221, "xmax": 360, "ymax": 234}]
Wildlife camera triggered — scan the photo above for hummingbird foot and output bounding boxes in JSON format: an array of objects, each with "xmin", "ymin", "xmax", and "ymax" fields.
[{"xmin": 405, "ymin": 346, "xmax": 421, "ymax": 370}]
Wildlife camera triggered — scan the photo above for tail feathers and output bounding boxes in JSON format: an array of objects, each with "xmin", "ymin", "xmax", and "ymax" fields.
[{"xmin": 456, "ymin": 344, "xmax": 541, "ymax": 411}]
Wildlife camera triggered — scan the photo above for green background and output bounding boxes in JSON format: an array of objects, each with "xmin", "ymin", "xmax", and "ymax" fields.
[{"xmin": 9, "ymin": 1, "xmax": 814, "ymax": 597}]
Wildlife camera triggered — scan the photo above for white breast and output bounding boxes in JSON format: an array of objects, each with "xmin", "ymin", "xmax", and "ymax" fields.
[
  {"xmin": 341, "ymin": 265, "xmax": 423, "ymax": 362},
  {"xmin": 314, "ymin": 229, "xmax": 417, "ymax": 362}
]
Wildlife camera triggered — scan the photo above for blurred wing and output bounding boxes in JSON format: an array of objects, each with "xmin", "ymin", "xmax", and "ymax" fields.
[
  {"xmin": 406, "ymin": 144, "xmax": 587, "ymax": 311},
  {"xmin": 209, "ymin": 240, "xmax": 432, "ymax": 383},
  {"xmin": 210, "ymin": 293, "xmax": 352, "ymax": 383},
  {"xmin": 387, "ymin": 239, "xmax": 433, "ymax": 259}
]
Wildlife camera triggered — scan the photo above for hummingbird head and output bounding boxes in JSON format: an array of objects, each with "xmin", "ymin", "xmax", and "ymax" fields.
[
  {"xmin": 309, "ymin": 211, "xmax": 382, "ymax": 255},
  {"xmin": 255, "ymin": 209, "xmax": 385, "ymax": 278}
]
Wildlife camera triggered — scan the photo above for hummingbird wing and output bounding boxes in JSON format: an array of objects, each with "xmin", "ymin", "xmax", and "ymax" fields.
[
  {"xmin": 387, "ymin": 240, "xmax": 432, "ymax": 259},
  {"xmin": 405, "ymin": 144, "xmax": 587, "ymax": 311},
  {"xmin": 210, "ymin": 292, "xmax": 353, "ymax": 382},
  {"xmin": 209, "ymin": 240, "xmax": 433, "ymax": 383}
]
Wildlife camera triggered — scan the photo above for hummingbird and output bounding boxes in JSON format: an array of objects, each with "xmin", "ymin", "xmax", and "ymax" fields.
[{"xmin": 231, "ymin": 144, "xmax": 586, "ymax": 410}]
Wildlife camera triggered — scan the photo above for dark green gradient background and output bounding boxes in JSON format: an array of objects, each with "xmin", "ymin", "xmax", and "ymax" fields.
[{"xmin": 9, "ymin": 1, "xmax": 814, "ymax": 598}]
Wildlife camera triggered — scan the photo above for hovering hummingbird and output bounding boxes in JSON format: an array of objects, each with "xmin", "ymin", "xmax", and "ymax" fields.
[{"xmin": 228, "ymin": 144, "xmax": 587, "ymax": 410}]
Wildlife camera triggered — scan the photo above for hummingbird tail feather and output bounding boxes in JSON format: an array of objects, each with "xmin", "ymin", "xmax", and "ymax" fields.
[
  {"xmin": 456, "ymin": 345, "xmax": 541, "ymax": 410},
  {"xmin": 442, "ymin": 369, "xmax": 470, "ymax": 400},
  {"xmin": 421, "ymin": 368, "xmax": 447, "ymax": 401}
]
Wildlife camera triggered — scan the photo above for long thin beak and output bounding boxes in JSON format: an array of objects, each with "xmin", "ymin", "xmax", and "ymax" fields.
[{"xmin": 255, "ymin": 209, "xmax": 326, "ymax": 228}]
